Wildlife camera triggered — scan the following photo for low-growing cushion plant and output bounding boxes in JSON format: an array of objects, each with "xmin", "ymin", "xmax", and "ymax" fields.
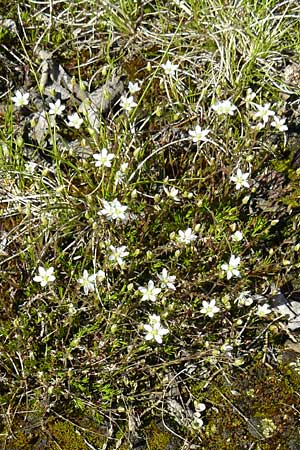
[{"xmin": 0, "ymin": 0, "xmax": 300, "ymax": 449}]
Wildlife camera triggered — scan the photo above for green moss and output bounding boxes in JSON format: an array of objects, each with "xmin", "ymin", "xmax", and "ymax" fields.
[
  {"xmin": 47, "ymin": 420, "xmax": 89, "ymax": 450},
  {"xmin": 191, "ymin": 362, "xmax": 300, "ymax": 449},
  {"xmin": 271, "ymin": 155, "xmax": 300, "ymax": 208},
  {"xmin": 4, "ymin": 430, "xmax": 33, "ymax": 449},
  {"xmin": 144, "ymin": 421, "xmax": 171, "ymax": 450},
  {"xmin": 4, "ymin": 415, "xmax": 109, "ymax": 450}
]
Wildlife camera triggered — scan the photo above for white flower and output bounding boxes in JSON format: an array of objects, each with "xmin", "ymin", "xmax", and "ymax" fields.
[
  {"xmin": 143, "ymin": 318, "xmax": 169, "ymax": 344},
  {"xmin": 245, "ymin": 88, "xmax": 256, "ymax": 106},
  {"xmin": 128, "ymin": 81, "xmax": 141, "ymax": 94},
  {"xmin": 194, "ymin": 401, "xmax": 206, "ymax": 413},
  {"xmin": 158, "ymin": 268, "xmax": 176, "ymax": 290},
  {"xmin": 120, "ymin": 95, "xmax": 137, "ymax": 112},
  {"xmin": 271, "ymin": 116, "xmax": 288, "ymax": 132},
  {"xmin": 96, "ymin": 270, "xmax": 106, "ymax": 282},
  {"xmin": 120, "ymin": 162, "xmax": 129, "ymax": 172},
  {"xmin": 161, "ymin": 60, "xmax": 179, "ymax": 77},
  {"xmin": 252, "ymin": 103, "xmax": 275, "ymax": 123},
  {"xmin": 163, "ymin": 186, "xmax": 180, "ymax": 202},
  {"xmin": 12, "ymin": 90, "xmax": 30, "ymax": 107},
  {"xmin": 191, "ymin": 401, "xmax": 205, "ymax": 428},
  {"xmin": 173, "ymin": 0, "xmax": 192, "ymax": 15},
  {"xmin": 108, "ymin": 245, "xmax": 129, "ymax": 266},
  {"xmin": 66, "ymin": 112, "xmax": 83, "ymax": 129},
  {"xmin": 93, "ymin": 148, "xmax": 115, "ymax": 168},
  {"xmin": 114, "ymin": 164, "xmax": 128, "ymax": 185},
  {"xmin": 211, "ymin": 99, "xmax": 237, "ymax": 116},
  {"xmin": 49, "ymin": 99, "xmax": 65, "ymax": 116},
  {"xmin": 230, "ymin": 168, "xmax": 250, "ymax": 190},
  {"xmin": 138, "ymin": 280, "xmax": 161, "ymax": 302},
  {"xmin": 68, "ymin": 304, "xmax": 77, "ymax": 316},
  {"xmin": 191, "ymin": 416, "xmax": 204, "ymax": 429},
  {"xmin": 77, "ymin": 269, "xmax": 97, "ymax": 295},
  {"xmin": 33, "ymin": 266, "xmax": 55, "ymax": 287},
  {"xmin": 98, "ymin": 199, "xmax": 128, "ymax": 222},
  {"xmin": 188, "ymin": 125, "xmax": 210, "ymax": 143},
  {"xmin": 25, "ymin": 161, "xmax": 38, "ymax": 174},
  {"xmin": 252, "ymin": 122, "xmax": 266, "ymax": 131},
  {"xmin": 256, "ymin": 303, "xmax": 272, "ymax": 317},
  {"xmin": 177, "ymin": 227, "xmax": 197, "ymax": 245},
  {"xmin": 148, "ymin": 314, "xmax": 161, "ymax": 326},
  {"xmin": 221, "ymin": 255, "xmax": 241, "ymax": 280},
  {"xmin": 236, "ymin": 291, "xmax": 253, "ymax": 307},
  {"xmin": 200, "ymin": 299, "xmax": 220, "ymax": 318},
  {"xmin": 231, "ymin": 230, "xmax": 243, "ymax": 242},
  {"xmin": 0, "ymin": 232, "xmax": 8, "ymax": 254}
]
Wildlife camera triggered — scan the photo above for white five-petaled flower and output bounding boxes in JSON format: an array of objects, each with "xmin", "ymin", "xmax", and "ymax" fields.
[
  {"xmin": 120, "ymin": 95, "xmax": 137, "ymax": 112},
  {"xmin": 200, "ymin": 299, "xmax": 220, "ymax": 318},
  {"xmin": 128, "ymin": 81, "xmax": 141, "ymax": 94},
  {"xmin": 221, "ymin": 254, "xmax": 241, "ymax": 280},
  {"xmin": 252, "ymin": 102, "xmax": 275, "ymax": 123},
  {"xmin": 138, "ymin": 280, "xmax": 161, "ymax": 302},
  {"xmin": 93, "ymin": 148, "xmax": 115, "ymax": 168},
  {"xmin": 256, "ymin": 303, "xmax": 272, "ymax": 317},
  {"xmin": 177, "ymin": 227, "xmax": 197, "ymax": 245},
  {"xmin": 231, "ymin": 230, "xmax": 243, "ymax": 242},
  {"xmin": 143, "ymin": 315, "xmax": 169, "ymax": 344},
  {"xmin": 271, "ymin": 116, "xmax": 288, "ymax": 132},
  {"xmin": 25, "ymin": 161, "xmax": 38, "ymax": 174},
  {"xmin": 148, "ymin": 314, "xmax": 161, "ymax": 326},
  {"xmin": 12, "ymin": 90, "xmax": 30, "ymax": 107},
  {"xmin": 49, "ymin": 99, "xmax": 65, "ymax": 116},
  {"xmin": 77, "ymin": 269, "xmax": 97, "ymax": 295},
  {"xmin": 158, "ymin": 268, "xmax": 176, "ymax": 290},
  {"xmin": 33, "ymin": 266, "xmax": 55, "ymax": 287},
  {"xmin": 211, "ymin": 99, "xmax": 237, "ymax": 116},
  {"xmin": 66, "ymin": 112, "xmax": 83, "ymax": 129},
  {"xmin": 161, "ymin": 60, "xmax": 179, "ymax": 77},
  {"xmin": 98, "ymin": 199, "xmax": 128, "ymax": 222},
  {"xmin": 230, "ymin": 168, "xmax": 250, "ymax": 190},
  {"xmin": 163, "ymin": 186, "xmax": 180, "ymax": 202},
  {"xmin": 188, "ymin": 125, "xmax": 210, "ymax": 143},
  {"xmin": 108, "ymin": 245, "xmax": 129, "ymax": 266}
]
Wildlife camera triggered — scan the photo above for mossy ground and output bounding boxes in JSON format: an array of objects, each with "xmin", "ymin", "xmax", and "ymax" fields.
[
  {"xmin": 4, "ymin": 359, "xmax": 299, "ymax": 449},
  {"xmin": 197, "ymin": 361, "xmax": 300, "ymax": 449},
  {"xmin": 5, "ymin": 416, "xmax": 179, "ymax": 450}
]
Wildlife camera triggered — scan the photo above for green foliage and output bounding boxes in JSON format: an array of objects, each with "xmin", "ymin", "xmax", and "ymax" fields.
[{"xmin": 0, "ymin": 0, "xmax": 299, "ymax": 448}]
